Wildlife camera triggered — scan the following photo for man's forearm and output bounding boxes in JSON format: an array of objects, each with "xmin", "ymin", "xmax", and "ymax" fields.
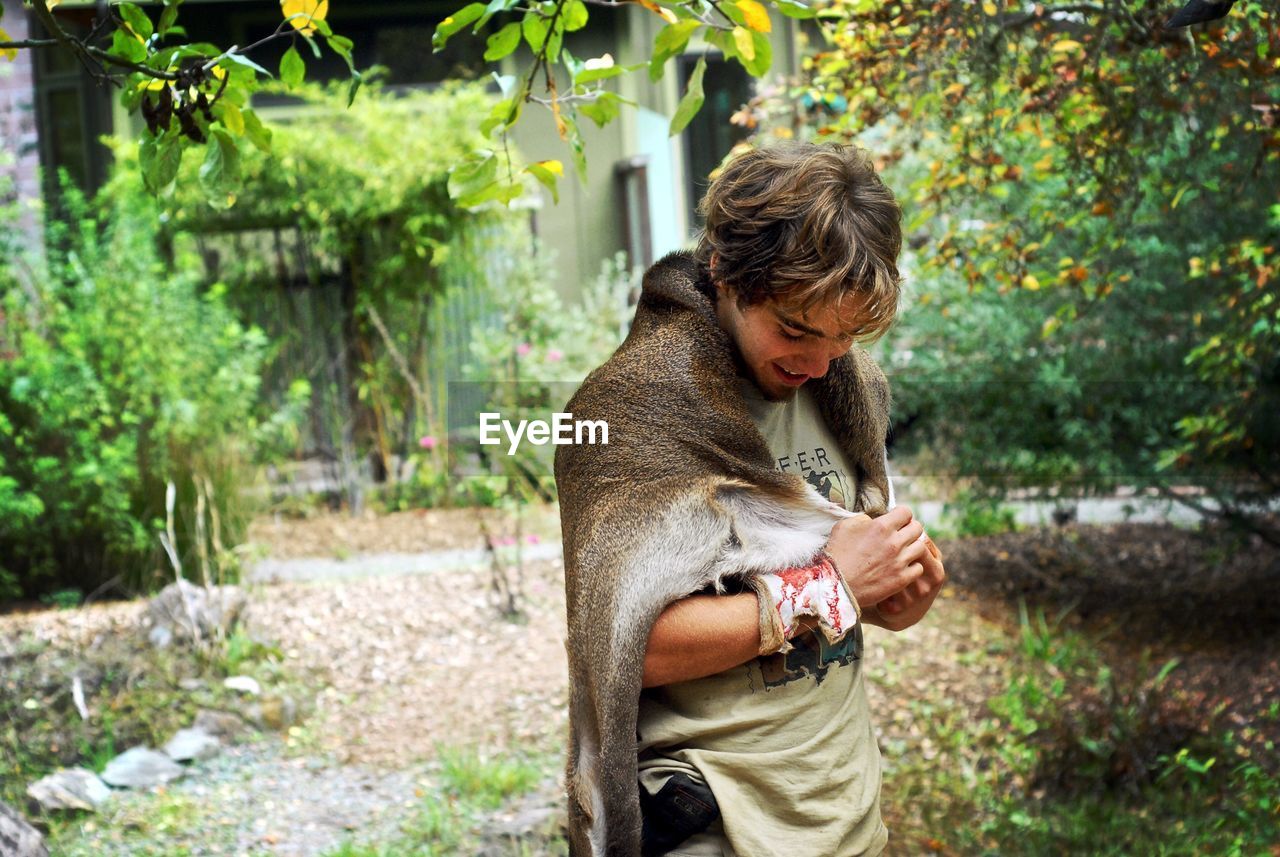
[{"xmin": 641, "ymin": 592, "xmax": 763, "ymax": 688}]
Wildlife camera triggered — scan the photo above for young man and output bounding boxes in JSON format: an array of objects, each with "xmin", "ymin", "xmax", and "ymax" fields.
[{"xmin": 555, "ymin": 142, "xmax": 945, "ymax": 857}]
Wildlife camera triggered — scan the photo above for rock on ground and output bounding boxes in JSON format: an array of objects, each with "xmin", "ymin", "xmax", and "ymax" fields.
[
  {"xmin": 0, "ymin": 801, "xmax": 48, "ymax": 857},
  {"xmin": 101, "ymin": 747, "xmax": 186, "ymax": 789},
  {"xmin": 26, "ymin": 768, "xmax": 112, "ymax": 812}
]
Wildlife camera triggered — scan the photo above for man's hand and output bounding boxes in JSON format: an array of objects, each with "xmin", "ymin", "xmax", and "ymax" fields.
[
  {"xmin": 824, "ymin": 506, "xmax": 929, "ymax": 609},
  {"xmin": 867, "ymin": 536, "xmax": 946, "ymax": 632}
]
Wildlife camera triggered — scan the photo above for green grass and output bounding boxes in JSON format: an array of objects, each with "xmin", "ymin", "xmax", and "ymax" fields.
[
  {"xmin": 885, "ymin": 605, "xmax": 1280, "ymax": 856},
  {"xmin": 319, "ymin": 745, "xmax": 563, "ymax": 857},
  {"xmin": 437, "ymin": 746, "xmax": 544, "ymax": 810}
]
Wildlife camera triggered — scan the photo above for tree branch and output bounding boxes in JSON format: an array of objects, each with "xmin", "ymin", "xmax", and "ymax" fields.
[{"xmin": 0, "ymin": 38, "xmax": 59, "ymax": 49}]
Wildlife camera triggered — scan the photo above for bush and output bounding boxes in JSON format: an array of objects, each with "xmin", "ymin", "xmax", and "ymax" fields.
[{"xmin": 0, "ymin": 183, "xmax": 268, "ymax": 600}]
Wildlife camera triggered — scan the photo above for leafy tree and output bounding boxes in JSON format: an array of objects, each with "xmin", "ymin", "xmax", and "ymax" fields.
[
  {"xmin": 1, "ymin": 0, "xmax": 358, "ymax": 197},
  {"xmin": 798, "ymin": 0, "xmax": 1278, "ymax": 541}
]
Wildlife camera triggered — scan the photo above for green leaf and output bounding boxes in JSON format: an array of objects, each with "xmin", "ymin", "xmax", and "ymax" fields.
[
  {"xmin": 484, "ymin": 21, "xmax": 522, "ymax": 61},
  {"xmin": 346, "ymin": 68, "xmax": 362, "ymax": 107},
  {"xmin": 433, "ymin": 2, "xmax": 485, "ymax": 52},
  {"xmin": 650, "ymin": 19, "xmax": 700, "ymax": 81},
  {"xmin": 476, "ymin": 0, "xmax": 519, "ymax": 33},
  {"xmin": 563, "ymin": 0, "xmax": 589, "ymax": 32},
  {"xmin": 241, "ymin": 108, "xmax": 272, "ymax": 153},
  {"xmin": 545, "ymin": 20, "xmax": 564, "ymax": 64},
  {"xmin": 562, "ymin": 47, "xmax": 585, "ymax": 83},
  {"xmin": 576, "ymin": 61, "xmax": 642, "ymax": 85},
  {"xmin": 199, "ymin": 128, "xmax": 240, "ymax": 198},
  {"xmin": 214, "ymin": 100, "xmax": 245, "ymax": 134},
  {"xmin": 448, "ymin": 151, "xmax": 499, "ymax": 201},
  {"xmin": 522, "ymin": 13, "xmax": 549, "ymax": 52},
  {"xmin": 139, "ymin": 131, "xmax": 182, "ymax": 193},
  {"xmin": 775, "ymin": 0, "xmax": 817, "ymax": 18},
  {"xmin": 109, "ymin": 28, "xmax": 148, "ymax": 64},
  {"xmin": 739, "ymin": 29, "xmax": 771, "ymax": 76},
  {"xmin": 280, "ymin": 45, "xmax": 305, "ymax": 87},
  {"xmin": 158, "ymin": 4, "xmax": 179, "ymax": 36},
  {"xmin": 118, "ymin": 3, "xmax": 154, "ymax": 41},
  {"xmin": 669, "ymin": 55, "xmax": 705, "ymax": 136},
  {"xmin": 561, "ymin": 111, "xmax": 588, "ymax": 181},
  {"xmin": 526, "ymin": 160, "xmax": 562, "ymax": 203},
  {"xmin": 327, "ymin": 34, "xmax": 355, "ymax": 73},
  {"xmin": 704, "ymin": 27, "xmax": 735, "ymax": 61},
  {"xmin": 220, "ymin": 52, "xmax": 272, "ymax": 78},
  {"xmin": 579, "ymin": 91, "xmax": 621, "ymax": 127}
]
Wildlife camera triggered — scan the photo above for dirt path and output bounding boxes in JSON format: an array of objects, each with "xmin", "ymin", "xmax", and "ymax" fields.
[{"xmin": 3, "ymin": 526, "xmax": 1015, "ymax": 855}]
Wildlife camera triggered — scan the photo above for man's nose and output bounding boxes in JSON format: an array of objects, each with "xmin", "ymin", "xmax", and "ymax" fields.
[{"xmin": 799, "ymin": 344, "xmax": 834, "ymax": 378}]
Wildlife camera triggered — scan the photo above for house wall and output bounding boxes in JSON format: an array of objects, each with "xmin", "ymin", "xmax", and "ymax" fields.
[{"xmin": 0, "ymin": 0, "xmax": 43, "ymax": 244}]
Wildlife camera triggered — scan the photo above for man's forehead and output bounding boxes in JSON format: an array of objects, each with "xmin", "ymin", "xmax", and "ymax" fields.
[{"xmin": 771, "ymin": 295, "xmax": 871, "ymax": 338}]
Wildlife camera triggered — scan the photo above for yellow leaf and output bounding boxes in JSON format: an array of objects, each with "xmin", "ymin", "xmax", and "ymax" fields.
[
  {"xmin": 733, "ymin": 26, "xmax": 754, "ymax": 61},
  {"xmin": 1052, "ymin": 39, "xmax": 1083, "ymax": 53},
  {"xmin": 535, "ymin": 159, "xmax": 564, "ymax": 177},
  {"xmin": 737, "ymin": 0, "xmax": 772, "ymax": 33},
  {"xmin": 943, "ymin": 82, "xmax": 965, "ymax": 97},
  {"xmin": 636, "ymin": 0, "xmax": 678, "ymax": 24},
  {"xmin": 552, "ymin": 98, "xmax": 568, "ymax": 140},
  {"xmin": 220, "ymin": 101, "xmax": 245, "ymax": 135},
  {"xmin": 1022, "ymin": 274, "xmax": 1041, "ymax": 290},
  {"xmin": 211, "ymin": 65, "xmax": 228, "ymax": 81},
  {"xmin": 0, "ymin": 28, "xmax": 16, "ymax": 62},
  {"xmin": 1033, "ymin": 154, "xmax": 1053, "ymax": 172},
  {"xmin": 45, "ymin": 0, "xmax": 62, "ymax": 7},
  {"xmin": 281, "ymin": 0, "xmax": 328, "ymax": 37},
  {"xmin": 982, "ymin": 1, "xmax": 997, "ymax": 15}
]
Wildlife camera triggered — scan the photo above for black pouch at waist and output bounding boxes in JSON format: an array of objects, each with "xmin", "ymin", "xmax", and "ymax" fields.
[{"xmin": 639, "ymin": 771, "xmax": 721, "ymax": 856}]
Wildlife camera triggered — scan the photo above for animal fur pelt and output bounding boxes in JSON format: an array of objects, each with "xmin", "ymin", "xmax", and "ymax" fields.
[{"xmin": 554, "ymin": 251, "xmax": 892, "ymax": 857}]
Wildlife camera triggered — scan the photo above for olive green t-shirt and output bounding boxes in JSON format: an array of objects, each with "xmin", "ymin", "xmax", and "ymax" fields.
[{"xmin": 636, "ymin": 382, "xmax": 888, "ymax": 857}]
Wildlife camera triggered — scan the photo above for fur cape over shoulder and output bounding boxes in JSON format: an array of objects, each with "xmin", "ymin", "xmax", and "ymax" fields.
[{"xmin": 553, "ymin": 250, "xmax": 892, "ymax": 857}]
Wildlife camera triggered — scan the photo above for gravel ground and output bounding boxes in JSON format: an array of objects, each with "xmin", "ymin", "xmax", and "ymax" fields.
[
  {"xmin": 5, "ymin": 541, "xmax": 1009, "ymax": 855},
  {"xmin": 52, "ymin": 740, "xmax": 431, "ymax": 857}
]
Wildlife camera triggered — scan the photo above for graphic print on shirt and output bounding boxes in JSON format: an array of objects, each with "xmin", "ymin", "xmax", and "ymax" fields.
[
  {"xmin": 750, "ymin": 444, "xmax": 862, "ymax": 690},
  {"xmin": 775, "ymin": 446, "xmax": 855, "ymax": 510},
  {"xmin": 754, "ymin": 623, "xmax": 863, "ymax": 689}
]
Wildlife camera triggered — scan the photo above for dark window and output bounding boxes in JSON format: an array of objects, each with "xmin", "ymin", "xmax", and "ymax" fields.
[
  {"xmin": 679, "ymin": 54, "xmax": 752, "ymax": 234},
  {"xmin": 32, "ymin": 6, "xmax": 111, "ymax": 196}
]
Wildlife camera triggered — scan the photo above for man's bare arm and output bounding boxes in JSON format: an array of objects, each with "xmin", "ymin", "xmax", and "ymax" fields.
[
  {"xmin": 642, "ymin": 508, "xmax": 943, "ymax": 687},
  {"xmin": 642, "ymin": 592, "xmax": 764, "ymax": 688}
]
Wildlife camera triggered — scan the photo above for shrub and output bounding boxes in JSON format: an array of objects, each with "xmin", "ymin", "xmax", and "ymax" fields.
[{"xmin": 0, "ymin": 182, "xmax": 268, "ymax": 599}]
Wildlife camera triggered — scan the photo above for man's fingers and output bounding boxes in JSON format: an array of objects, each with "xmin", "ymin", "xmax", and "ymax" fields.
[
  {"xmin": 879, "ymin": 505, "xmax": 914, "ymax": 530},
  {"xmin": 900, "ymin": 531, "xmax": 930, "ymax": 566},
  {"xmin": 892, "ymin": 519, "xmax": 925, "ymax": 551}
]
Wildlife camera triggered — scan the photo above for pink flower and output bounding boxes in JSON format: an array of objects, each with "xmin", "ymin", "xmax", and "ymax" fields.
[
  {"xmin": 516, "ymin": 342, "xmax": 532, "ymax": 357},
  {"xmin": 497, "ymin": 535, "xmax": 517, "ymax": 546},
  {"xmin": 525, "ymin": 534, "xmax": 541, "ymax": 545},
  {"xmin": 547, "ymin": 349, "xmax": 564, "ymax": 362},
  {"xmin": 419, "ymin": 435, "xmax": 438, "ymax": 450}
]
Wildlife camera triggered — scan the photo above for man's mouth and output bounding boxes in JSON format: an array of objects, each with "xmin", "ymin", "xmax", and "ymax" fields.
[{"xmin": 773, "ymin": 364, "xmax": 809, "ymax": 386}]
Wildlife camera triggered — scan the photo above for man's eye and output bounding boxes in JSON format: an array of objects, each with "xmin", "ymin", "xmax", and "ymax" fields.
[{"xmin": 779, "ymin": 327, "xmax": 805, "ymax": 341}]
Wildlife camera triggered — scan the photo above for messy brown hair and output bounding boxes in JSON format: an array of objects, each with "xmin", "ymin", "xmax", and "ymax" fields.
[{"xmin": 694, "ymin": 142, "xmax": 903, "ymax": 341}]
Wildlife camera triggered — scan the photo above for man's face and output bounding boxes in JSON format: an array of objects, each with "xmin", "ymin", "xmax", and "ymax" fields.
[{"xmin": 715, "ymin": 283, "xmax": 869, "ymax": 401}]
